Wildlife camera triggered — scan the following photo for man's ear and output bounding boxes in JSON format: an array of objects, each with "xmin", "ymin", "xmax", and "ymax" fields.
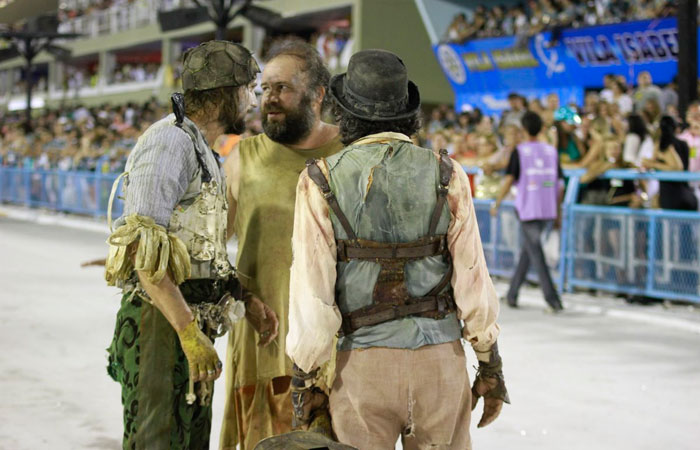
[{"xmin": 314, "ymin": 85, "xmax": 326, "ymax": 110}]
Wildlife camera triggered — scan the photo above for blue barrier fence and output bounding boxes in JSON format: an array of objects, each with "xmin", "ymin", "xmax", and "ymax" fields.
[
  {"xmin": 0, "ymin": 168, "xmax": 124, "ymax": 218},
  {"xmin": 1, "ymin": 166, "xmax": 699, "ymax": 303}
]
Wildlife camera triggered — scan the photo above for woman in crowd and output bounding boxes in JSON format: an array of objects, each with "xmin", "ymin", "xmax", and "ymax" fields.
[
  {"xmin": 623, "ymin": 113, "xmax": 654, "ymax": 166},
  {"xmin": 554, "ymin": 106, "xmax": 585, "ymax": 164},
  {"xmin": 642, "ymin": 115, "xmax": 698, "ymax": 211},
  {"xmin": 610, "ymin": 78, "xmax": 633, "ymax": 115},
  {"xmin": 581, "ymin": 136, "xmax": 636, "ymax": 206}
]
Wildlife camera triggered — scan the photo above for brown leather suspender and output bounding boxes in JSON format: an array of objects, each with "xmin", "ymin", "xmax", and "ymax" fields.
[
  {"xmin": 306, "ymin": 159, "xmax": 358, "ymax": 241},
  {"xmin": 306, "ymin": 149, "xmax": 456, "ymax": 335}
]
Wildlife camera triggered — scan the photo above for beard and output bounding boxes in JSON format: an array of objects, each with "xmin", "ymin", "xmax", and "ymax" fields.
[{"xmin": 261, "ymin": 94, "xmax": 315, "ymax": 145}]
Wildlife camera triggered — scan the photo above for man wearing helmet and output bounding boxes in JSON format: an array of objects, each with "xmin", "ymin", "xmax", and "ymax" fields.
[{"xmin": 103, "ymin": 41, "xmax": 278, "ymax": 450}]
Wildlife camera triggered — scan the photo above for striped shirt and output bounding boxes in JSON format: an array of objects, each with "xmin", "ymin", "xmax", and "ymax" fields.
[{"xmin": 114, "ymin": 114, "xmax": 217, "ymax": 228}]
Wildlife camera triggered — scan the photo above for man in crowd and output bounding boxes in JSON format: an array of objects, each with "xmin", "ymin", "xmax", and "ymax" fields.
[
  {"xmin": 219, "ymin": 40, "xmax": 343, "ymax": 449},
  {"xmin": 491, "ymin": 111, "xmax": 565, "ymax": 311},
  {"xmin": 103, "ymin": 41, "xmax": 278, "ymax": 449},
  {"xmin": 286, "ymin": 49, "xmax": 508, "ymax": 449},
  {"xmin": 502, "ymin": 92, "xmax": 527, "ymax": 127},
  {"xmin": 633, "ymin": 71, "xmax": 662, "ymax": 113}
]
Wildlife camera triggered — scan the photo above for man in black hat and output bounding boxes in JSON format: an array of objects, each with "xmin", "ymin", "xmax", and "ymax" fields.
[{"xmin": 285, "ymin": 49, "xmax": 509, "ymax": 449}]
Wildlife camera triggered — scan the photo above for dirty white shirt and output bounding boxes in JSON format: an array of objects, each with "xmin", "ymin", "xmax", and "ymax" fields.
[{"xmin": 286, "ymin": 133, "xmax": 501, "ymax": 373}]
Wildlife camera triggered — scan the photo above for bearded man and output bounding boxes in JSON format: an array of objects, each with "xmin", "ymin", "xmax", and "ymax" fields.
[{"xmin": 219, "ymin": 41, "xmax": 343, "ymax": 450}]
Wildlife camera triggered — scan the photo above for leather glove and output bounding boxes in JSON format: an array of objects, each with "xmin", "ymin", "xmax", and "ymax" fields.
[
  {"xmin": 177, "ymin": 319, "xmax": 222, "ymax": 383},
  {"xmin": 471, "ymin": 342, "xmax": 510, "ymax": 428},
  {"xmin": 291, "ymin": 364, "xmax": 330, "ymax": 431}
]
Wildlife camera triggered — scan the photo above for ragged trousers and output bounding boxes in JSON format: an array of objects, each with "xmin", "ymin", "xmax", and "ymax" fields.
[{"xmin": 329, "ymin": 340, "xmax": 472, "ymax": 450}]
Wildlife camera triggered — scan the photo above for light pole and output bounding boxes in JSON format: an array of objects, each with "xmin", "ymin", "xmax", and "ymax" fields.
[{"xmin": 0, "ymin": 28, "xmax": 80, "ymax": 132}]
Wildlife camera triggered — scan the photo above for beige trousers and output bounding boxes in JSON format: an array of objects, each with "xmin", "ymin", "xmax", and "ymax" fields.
[{"xmin": 329, "ymin": 340, "xmax": 472, "ymax": 450}]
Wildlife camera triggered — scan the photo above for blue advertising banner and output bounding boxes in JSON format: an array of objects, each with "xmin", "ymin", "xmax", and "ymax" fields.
[{"xmin": 434, "ymin": 18, "xmax": 687, "ymax": 115}]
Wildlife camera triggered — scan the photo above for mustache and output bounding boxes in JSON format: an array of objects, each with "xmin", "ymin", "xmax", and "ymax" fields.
[{"xmin": 262, "ymin": 102, "xmax": 287, "ymax": 114}]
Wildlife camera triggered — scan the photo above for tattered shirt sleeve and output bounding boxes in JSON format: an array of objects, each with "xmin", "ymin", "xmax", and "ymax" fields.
[
  {"xmin": 286, "ymin": 166, "xmax": 342, "ymax": 373},
  {"xmin": 446, "ymin": 159, "xmax": 501, "ymax": 357},
  {"xmin": 105, "ymin": 124, "xmax": 197, "ymax": 286}
]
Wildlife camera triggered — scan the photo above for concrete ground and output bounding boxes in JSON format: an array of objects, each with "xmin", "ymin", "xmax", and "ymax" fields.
[{"xmin": 1, "ymin": 209, "xmax": 699, "ymax": 450}]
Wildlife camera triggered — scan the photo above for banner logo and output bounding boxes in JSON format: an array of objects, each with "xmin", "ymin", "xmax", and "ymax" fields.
[
  {"xmin": 437, "ymin": 44, "xmax": 466, "ymax": 84},
  {"xmin": 534, "ymin": 34, "xmax": 565, "ymax": 77}
]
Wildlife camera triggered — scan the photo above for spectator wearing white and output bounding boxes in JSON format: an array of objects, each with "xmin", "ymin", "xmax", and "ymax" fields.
[
  {"xmin": 610, "ymin": 78, "xmax": 633, "ymax": 115},
  {"xmin": 633, "ymin": 71, "xmax": 662, "ymax": 113},
  {"xmin": 600, "ymin": 73, "xmax": 616, "ymax": 104},
  {"xmin": 678, "ymin": 101, "xmax": 700, "ymax": 209},
  {"xmin": 444, "ymin": 12, "xmax": 469, "ymax": 43},
  {"xmin": 513, "ymin": 6, "xmax": 529, "ymax": 35},
  {"xmin": 623, "ymin": 113, "xmax": 654, "ymax": 167}
]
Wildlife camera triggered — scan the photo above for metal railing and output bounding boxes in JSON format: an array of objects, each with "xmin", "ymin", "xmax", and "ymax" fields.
[
  {"xmin": 560, "ymin": 169, "xmax": 700, "ymax": 303},
  {"xmin": 0, "ymin": 168, "xmax": 124, "ymax": 218},
  {"xmin": 57, "ymin": 0, "xmax": 162, "ymax": 37},
  {"xmin": 1, "ymin": 166, "xmax": 699, "ymax": 303},
  {"xmin": 463, "ymin": 167, "xmax": 700, "ymax": 303}
]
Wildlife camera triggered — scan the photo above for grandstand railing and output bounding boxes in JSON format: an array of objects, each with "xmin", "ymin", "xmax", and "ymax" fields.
[
  {"xmin": 463, "ymin": 167, "xmax": 700, "ymax": 304},
  {"xmin": 0, "ymin": 168, "xmax": 124, "ymax": 219},
  {"xmin": 561, "ymin": 169, "xmax": 700, "ymax": 304},
  {"xmin": 57, "ymin": 0, "xmax": 162, "ymax": 37},
  {"xmin": 1, "ymin": 166, "xmax": 699, "ymax": 304}
]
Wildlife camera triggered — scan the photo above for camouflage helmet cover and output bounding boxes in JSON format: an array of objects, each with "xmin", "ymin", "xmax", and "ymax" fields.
[{"xmin": 181, "ymin": 40, "xmax": 260, "ymax": 91}]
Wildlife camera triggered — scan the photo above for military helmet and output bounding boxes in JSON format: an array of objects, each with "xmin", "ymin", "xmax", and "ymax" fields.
[
  {"xmin": 254, "ymin": 431, "xmax": 357, "ymax": 450},
  {"xmin": 181, "ymin": 40, "xmax": 260, "ymax": 91}
]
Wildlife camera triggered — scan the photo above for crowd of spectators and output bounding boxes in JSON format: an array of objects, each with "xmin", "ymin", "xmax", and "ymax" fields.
[
  {"xmin": 58, "ymin": 0, "xmax": 157, "ymax": 23},
  {"xmin": 312, "ymin": 27, "xmax": 353, "ymax": 72},
  {"xmin": 0, "ymin": 99, "xmax": 165, "ymax": 174},
  {"xmin": 57, "ymin": 0, "xmax": 160, "ymax": 35},
  {"xmin": 444, "ymin": 0, "xmax": 680, "ymax": 42},
  {"xmin": 2, "ymin": 69, "xmax": 700, "ymax": 214},
  {"xmin": 110, "ymin": 63, "xmax": 160, "ymax": 84},
  {"xmin": 421, "ymin": 70, "xmax": 700, "ymax": 212}
]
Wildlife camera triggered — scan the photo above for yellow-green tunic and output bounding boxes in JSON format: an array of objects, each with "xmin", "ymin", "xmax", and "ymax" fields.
[{"xmin": 221, "ymin": 132, "xmax": 342, "ymax": 447}]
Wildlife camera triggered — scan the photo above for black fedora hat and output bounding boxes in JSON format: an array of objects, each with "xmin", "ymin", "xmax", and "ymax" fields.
[{"xmin": 329, "ymin": 49, "xmax": 421, "ymax": 121}]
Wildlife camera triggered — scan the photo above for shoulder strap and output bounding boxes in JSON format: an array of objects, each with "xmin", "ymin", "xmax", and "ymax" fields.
[
  {"xmin": 107, "ymin": 171, "xmax": 129, "ymax": 233},
  {"xmin": 171, "ymin": 93, "xmax": 212, "ymax": 183},
  {"xmin": 428, "ymin": 148, "xmax": 453, "ymax": 236},
  {"xmin": 305, "ymin": 158, "xmax": 358, "ymax": 241}
]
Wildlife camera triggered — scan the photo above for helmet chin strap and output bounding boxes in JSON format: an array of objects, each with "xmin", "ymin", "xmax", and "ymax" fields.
[{"xmin": 171, "ymin": 93, "xmax": 186, "ymax": 126}]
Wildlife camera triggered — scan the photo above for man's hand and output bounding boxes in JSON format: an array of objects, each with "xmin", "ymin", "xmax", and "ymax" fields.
[
  {"xmin": 489, "ymin": 202, "xmax": 500, "ymax": 217},
  {"xmin": 292, "ymin": 389, "xmax": 329, "ymax": 431},
  {"xmin": 471, "ymin": 376, "xmax": 505, "ymax": 428},
  {"xmin": 291, "ymin": 364, "xmax": 330, "ymax": 432},
  {"xmin": 245, "ymin": 295, "xmax": 279, "ymax": 347},
  {"xmin": 177, "ymin": 320, "xmax": 222, "ymax": 383},
  {"xmin": 471, "ymin": 342, "xmax": 510, "ymax": 428}
]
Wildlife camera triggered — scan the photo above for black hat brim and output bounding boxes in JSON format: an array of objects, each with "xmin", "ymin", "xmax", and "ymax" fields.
[{"xmin": 329, "ymin": 73, "xmax": 421, "ymax": 122}]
